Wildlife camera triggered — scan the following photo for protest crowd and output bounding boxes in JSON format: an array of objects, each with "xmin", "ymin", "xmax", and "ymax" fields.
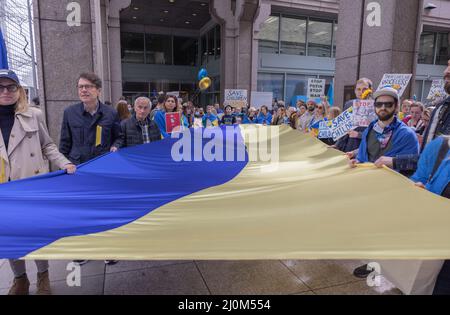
[{"xmin": 0, "ymin": 58, "xmax": 449, "ymax": 295}]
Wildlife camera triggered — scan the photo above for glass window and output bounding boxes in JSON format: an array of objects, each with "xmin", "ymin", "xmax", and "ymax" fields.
[
  {"xmin": 145, "ymin": 34, "xmax": 172, "ymax": 65},
  {"xmin": 174, "ymin": 36, "xmax": 198, "ymax": 66},
  {"xmin": 285, "ymin": 74, "xmax": 308, "ymax": 104},
  {"xmin": 215, "ymin": 25, "xmax": 221, "ymax": 59},
  {"xmin": 308, "ymin": 19, "xmax": 333, "ymax": 58},
  {"xmin": 414, "ymin": 80, "xmax": 423, "ymax": 101},
  {"xmin": 280, "ymin": 16, "xmax": 306, "ymax": 55},
  {"xmin": 257, "ymin": 73, "xmax": 284, "ymax": 104},
  {"xmin": 208, "ymin": 28, "xmax": 215, "ymax": 58},
  {"xmin": 121, "ymin": 32, "xmax": 145, "ymax": 63},
  {"xmin": 319, "ymin": 75, "xmax": 334, "ymax": 99},
  {"xmin": 123, "ymin": 82, "xmax": 148, "ymax": 93},
  {"xmin": 419, "ymin": 32, "xmax": 435, "ymax": 64},
  {"xmin": 436, "ymin": 33, "xmax": 450, "ymax": 66},
  {"xmin": 423, "ymin": 80, "xmax": 433, "ymax": 101},
  {"xmin": 257, "ymin": 15, "xmax": 280, "ymax": 54},
  {"xmin": 201, "ymin": 35, "xmax": 207, "ymax": 65}
]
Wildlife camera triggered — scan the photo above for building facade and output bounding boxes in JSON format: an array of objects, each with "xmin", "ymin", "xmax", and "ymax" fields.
[
  {"xmin": 33, "ymin": 0, "xmax": 450, "ymax": 141},
  {"xmin": 1, "ymin": 0, "xmax": 37, "ymax": 97}
]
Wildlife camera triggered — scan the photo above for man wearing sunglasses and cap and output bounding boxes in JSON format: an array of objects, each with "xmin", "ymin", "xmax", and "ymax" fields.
[
  {"xmin": 350, "ymin": 85, "xmax": 420, "ymax": 279},
  {"xmin": 350, "ymin": 86, "xmax": 420, "ymax": 167}
]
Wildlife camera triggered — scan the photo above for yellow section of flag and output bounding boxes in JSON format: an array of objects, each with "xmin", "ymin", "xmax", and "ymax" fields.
[
  {"xmin": 95, "ymin": 125, "xmax": 102, "ymax": 147},
  {"xmin": 0, "ymin": 158, "xmax": 6, "ymax": 184}
]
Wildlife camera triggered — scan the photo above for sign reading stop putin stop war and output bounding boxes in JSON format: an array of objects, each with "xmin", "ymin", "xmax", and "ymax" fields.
[
  {"xmin": 307, "ymin": 78, "xmax": 326, "ymax": 98},
  {"xmin": 307, "ymin": 79, "xmax": 326, "ymax": 99},
  {"xmin": 376, "ymin": 74, "xmax": 412, "ymax": 97}
]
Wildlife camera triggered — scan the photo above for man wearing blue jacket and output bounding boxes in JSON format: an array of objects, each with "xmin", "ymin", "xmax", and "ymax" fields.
[
  {"xmin": 350, "ymin": 86, "xmax": 420, "ymax": 169},
  {"xmin": 351, "ymin": 86, "xmax": 421, "ymax": 279},
  {"xmin": 410, "ymin": 136, "xmax": 449, "ymax": 294}
]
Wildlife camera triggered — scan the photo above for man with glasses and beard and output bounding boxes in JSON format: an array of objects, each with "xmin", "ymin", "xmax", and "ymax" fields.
[
  {"xmin": 374, "ymin": 59, "xmax": 450, "ymax": 172},
  {"xmin": 349, "ymin": 86, "xmax": 420, "ymax": 279},
  {"xmin": 349, "ymin": 86, "xmax": 419, "ymax": 168}
]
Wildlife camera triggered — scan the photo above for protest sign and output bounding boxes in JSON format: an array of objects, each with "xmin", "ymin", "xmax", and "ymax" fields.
[
  {"xmin": 307, "ymin": 78, "xmax": 326, "ymax": 99},
  {"xmin": 331, "ymin": 108, "xmax": 354, "ymax": 141},
  {"xmin": 165, "ymin": 112, "xmax": 182, "ymax": 133},
  {"xmin": 251, "ymin": 91, "xmax": 273, "ymax": 109},
  {"xmin": 427, "ymin": 80, "xmax": 447, "ymax": 100},
  {"xmin": 352, "ymin": 100, "xmax": 377, "ymax": 127},
  {"xmin": 224, "ymin": 89, "xmax": 248, "ymax": 108},
  {"xmin": 377, "ymin": 74, "xmax": 412, "ymax": 97},
  {"xmin": 318, "ymin": 120, "xmax": 333, "ymax": 139}
]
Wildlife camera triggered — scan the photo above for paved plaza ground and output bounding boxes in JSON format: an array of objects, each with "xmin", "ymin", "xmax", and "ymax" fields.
[{"xmin": 0, "ymin": 259, "xmax": 402, "ymax": 295}]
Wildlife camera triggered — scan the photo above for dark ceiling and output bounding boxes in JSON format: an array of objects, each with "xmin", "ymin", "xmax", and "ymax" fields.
[{"xmin": 121, "ymin": 0, "xmax": 212, "ymax": 30}]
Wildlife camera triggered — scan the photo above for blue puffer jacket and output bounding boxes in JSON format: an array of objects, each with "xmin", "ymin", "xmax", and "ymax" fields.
[{"xmin": 411, "ymin": 137, "xmax": 450, "ymax": 196}]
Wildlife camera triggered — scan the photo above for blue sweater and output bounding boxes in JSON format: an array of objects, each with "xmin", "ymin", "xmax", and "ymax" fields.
[
  {"xmin": 411, "ymin": 137, "xmax": 450, "ymax": 196},
  {"xmin": 357, "ymin": 118, "xmax": 420, "ymax": 166}
]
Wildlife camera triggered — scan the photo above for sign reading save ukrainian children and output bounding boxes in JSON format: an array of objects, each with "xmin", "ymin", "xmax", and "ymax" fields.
[
  {"xmin": 224, "ymin": 89, "xmax": 248, "ymax": 108},
  {"xmin": 331, "ymin": 108, "xmax": 354, "ymax": 141},
  {"xmin": 376, "ymin": 74, "xmax": 412, "ymax": 97},
  {"xmin": 307, "ymin": 78, "xmax": 326, "ymax": 99}
]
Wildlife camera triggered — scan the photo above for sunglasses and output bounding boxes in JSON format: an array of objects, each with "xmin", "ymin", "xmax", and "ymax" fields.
[
  {"xmin": 0, "ymin": 84, "xmax": 19, "ymax": 93},
  {"xmin": 375, "ymin": 102, "xmax": 395, "ymax": 109}
]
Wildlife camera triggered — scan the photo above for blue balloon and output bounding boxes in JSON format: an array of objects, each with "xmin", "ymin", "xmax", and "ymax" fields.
[{"xmin": 198, "ymin": 68, "xmax": 208, "ymax": 81}]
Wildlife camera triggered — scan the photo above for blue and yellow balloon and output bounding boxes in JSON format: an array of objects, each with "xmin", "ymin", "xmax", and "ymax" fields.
[
  {"xmin": 198, "ymin": 68, "xmax": 211, "ymax": 91},
  {"xmin": 198, "ymin": 68, "xmax": 208, "ymax": 81}
]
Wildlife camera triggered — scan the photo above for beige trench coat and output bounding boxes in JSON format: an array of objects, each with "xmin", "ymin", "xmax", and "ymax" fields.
[{"xmin": 0, "ymin": 107, "xmax": 70, "ymax": 182}]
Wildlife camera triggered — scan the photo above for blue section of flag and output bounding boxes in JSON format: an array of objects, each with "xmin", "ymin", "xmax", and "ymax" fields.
[
  {"xmin": 0, "ymin": 127, "xmax": 248, "ymax": 259},
  {"xmin": 0, "ymin": 28, "xmax": 8, "ymax": 69},
  {"xmin": 327, "ymin": 83, "xmax": 334, "ymax": 106}
]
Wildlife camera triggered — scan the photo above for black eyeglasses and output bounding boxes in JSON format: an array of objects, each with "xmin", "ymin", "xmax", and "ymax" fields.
[
  {"xmin": 0, "ymin": 84, "xmax": 19, "ymax": 93},
  {"xmin": 375, "ymin": 102, "xmax": 395, "ymax": 109}
]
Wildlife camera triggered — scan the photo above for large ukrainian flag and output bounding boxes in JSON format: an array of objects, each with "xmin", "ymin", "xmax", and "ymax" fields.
[{"xmin": 1, "ymin": 125, "xmax": 449, "ymax": 260}]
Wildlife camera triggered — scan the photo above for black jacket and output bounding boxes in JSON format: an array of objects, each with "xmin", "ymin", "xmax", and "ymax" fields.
[
  {"xmin": 59, "ymin": 102, "xmax": 120, "ymax": 165},
  {"xmin": 114, "ymin": 115, "xmax": 161, "ymax": 148}
]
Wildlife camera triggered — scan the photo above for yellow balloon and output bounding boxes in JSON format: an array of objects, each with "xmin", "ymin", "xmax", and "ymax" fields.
[{"xmin": 199, "ymin": 77, "xmax": 212, "ymax": 90}]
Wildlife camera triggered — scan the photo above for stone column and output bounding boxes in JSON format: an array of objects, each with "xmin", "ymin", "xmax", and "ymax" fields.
[
  {"xmin": 34, "ymin": 0, "xmax": 95, "ymax": 142},
  {"xmin": 211, "ymin": 0, "xmax": 270, "ymax": 105},
  {"xmin": 335, "ymin": 0, "xmax": 423, "ymax": 108},
  {"xmin": 107, "ymin": 0, "xmax": 131, "ymax": 104}
]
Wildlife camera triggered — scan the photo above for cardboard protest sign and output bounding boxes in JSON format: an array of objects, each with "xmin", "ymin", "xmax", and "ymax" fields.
[
  {"xmin": 352, "ymin": 100, "xmax": 377, "ymax": 127},
  {"xmin": 307, "ymin": 79, "xmax": 326, "ymax": 99},
  {"xmin": 165, "ymin": 112, "xmax": 182, "ymax": 133},
  {"xmin": 318, "ymin": 120, "xmax": 333, "ymax": 139},
  {"xmin": 427, "ymin": 80, "xmax": 447, "ymax": 100},
  {"xmin": 224, "ymin": 89, "xmax": 248, "ymax": 108},
  {"xmin": 331, "ymin": 108, "xmax": 354, "ymax": 141},
  {"xmin": 377, "ymin": 74, "xmax": 412, "ymax": 97},
  {"xmin": 251, "ymin": 91, "xmax": 273, "ymax": 109}
]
